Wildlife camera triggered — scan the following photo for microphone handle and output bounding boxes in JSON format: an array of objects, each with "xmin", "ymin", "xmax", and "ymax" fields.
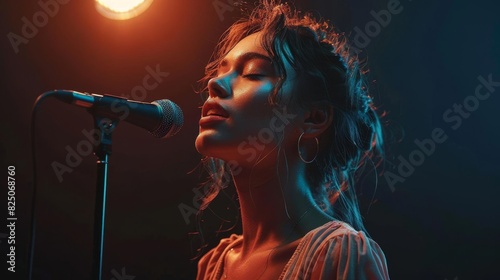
[{"xmin": 89, "ymin": 94, "xmax": 162, "ymax": 133}]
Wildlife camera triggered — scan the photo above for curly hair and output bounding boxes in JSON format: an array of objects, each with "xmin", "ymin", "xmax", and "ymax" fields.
[{"xmin": 196, "ymin": 0, "xmax": 384, "ymax": 233}]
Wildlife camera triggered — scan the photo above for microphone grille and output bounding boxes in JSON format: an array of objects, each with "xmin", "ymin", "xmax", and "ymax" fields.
[{"xmin": 151, "ymin": 99, "xmax": 184, "ymax": 138}]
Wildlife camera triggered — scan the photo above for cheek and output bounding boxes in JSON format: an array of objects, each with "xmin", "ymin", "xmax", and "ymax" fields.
[
  {"xmin": 232, "ymin": 99, "xmax": 274, "ymax": 134},
  {"xmin": 232, "ymin": 80, "xmax": 275, "ymax": 113}
]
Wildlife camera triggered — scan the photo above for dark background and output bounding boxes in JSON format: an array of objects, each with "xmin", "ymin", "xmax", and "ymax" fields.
[{"xmin": 1, "ymin": 0, "xmax": 499, "ymax": 279}]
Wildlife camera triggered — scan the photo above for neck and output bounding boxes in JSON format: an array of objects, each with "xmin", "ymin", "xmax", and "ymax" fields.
[{"xmin": 230, "ymin": 159, "xmax": 331, "ymax": 257}]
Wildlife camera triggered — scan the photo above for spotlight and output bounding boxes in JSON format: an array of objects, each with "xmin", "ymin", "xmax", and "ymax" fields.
[{"xmin": 96, "ymin": 0, "xmax": 154, "ymax": 20}]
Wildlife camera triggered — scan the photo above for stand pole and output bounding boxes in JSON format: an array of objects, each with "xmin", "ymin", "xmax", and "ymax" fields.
[{"xmin": 91, "ymin": 117, "xmax": 116, "ymax": 280}]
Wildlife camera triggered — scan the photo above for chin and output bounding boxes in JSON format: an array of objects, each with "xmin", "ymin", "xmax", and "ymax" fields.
[
  {"xmin": 195, "ymin": 133, "xmax": 222, "ymax": 158},
  {"xmin": 195, "ymin": 134, "xmax": 208, "ymax": 155},
  {"xmin": 195, "ymin": 135, "xmax": 240, "ymax": 163}
]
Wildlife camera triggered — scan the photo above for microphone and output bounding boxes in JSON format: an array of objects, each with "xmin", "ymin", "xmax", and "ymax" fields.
[{"xmin": 53, "ymin": 90, "xmax": 183, "ymax": 138}]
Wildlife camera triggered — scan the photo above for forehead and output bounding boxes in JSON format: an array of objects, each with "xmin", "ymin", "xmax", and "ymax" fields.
[
  {"xmin": 222, "ymin": 32, "xmax": 296, "ymax": 75},
  {"xmin": 225, "ymin": 32, "xmax": 267, "ymax": 59}
]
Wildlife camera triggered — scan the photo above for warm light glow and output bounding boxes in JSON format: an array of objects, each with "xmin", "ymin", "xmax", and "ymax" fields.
[
  {"xmin": 97, "ymin": 0, "xmax": 146, "ymax": 13},
  {"xmin": 96, "ymin": 0, "xmax": 154, "ymax": 20}
]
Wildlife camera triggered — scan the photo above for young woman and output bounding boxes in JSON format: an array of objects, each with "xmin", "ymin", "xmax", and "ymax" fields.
[{"xmin": 195, "ymin": 1, "xmax": 389, "ymax": 279}]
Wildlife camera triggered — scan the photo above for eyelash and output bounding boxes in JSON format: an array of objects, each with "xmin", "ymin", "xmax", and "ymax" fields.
[{"xmin": 242, "ymin": 74, "xmax": 265, "ymax": 80}]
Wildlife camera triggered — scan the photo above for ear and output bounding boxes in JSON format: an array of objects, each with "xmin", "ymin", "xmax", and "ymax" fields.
[{"xmin": 301, "ymin": 102, "xmax": 333, "ymax": 138}]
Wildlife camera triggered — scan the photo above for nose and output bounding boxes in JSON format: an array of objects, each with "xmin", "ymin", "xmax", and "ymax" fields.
[{"xmin": 207, "ymin": 74, "xmax": 231, "ymax": 98}]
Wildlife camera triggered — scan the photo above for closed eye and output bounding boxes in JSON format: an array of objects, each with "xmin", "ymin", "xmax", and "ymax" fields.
[{"xmin": 242, "ymin": 74, "xmax": 266, "ymax": 80}]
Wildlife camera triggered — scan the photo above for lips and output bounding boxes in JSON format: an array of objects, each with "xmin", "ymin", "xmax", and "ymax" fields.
[
  {"xmin": 206, "ymin": 108, "xmax": 228, "ymax": 117},
  {"xmin": 201, "ymin": 100, "xmax": 229, "ymax": 118},
  {"xmin": 200, "ymin": 100, "xmax": 229, "ymax": 125}
]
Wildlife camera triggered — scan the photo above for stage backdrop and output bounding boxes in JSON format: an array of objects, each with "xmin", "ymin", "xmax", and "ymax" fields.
[{"xmin": 1, "ymin": 0, "xmax": 499, "ymax": 279}]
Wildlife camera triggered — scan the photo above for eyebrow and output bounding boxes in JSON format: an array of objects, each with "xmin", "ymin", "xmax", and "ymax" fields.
[{"xmin": 220, "ymin": 52, "xmax": 272, "ymax": 67}]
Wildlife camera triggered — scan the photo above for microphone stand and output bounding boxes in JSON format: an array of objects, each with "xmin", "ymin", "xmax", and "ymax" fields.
[{"xmin": 91, "ymin": 116, "xmax": 117, "ymax": 280}]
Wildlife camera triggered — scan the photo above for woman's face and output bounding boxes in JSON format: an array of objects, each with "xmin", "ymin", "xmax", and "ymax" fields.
[{"xmin": 195, "ymin": 32, "xmax": 301, "ymax": 166}]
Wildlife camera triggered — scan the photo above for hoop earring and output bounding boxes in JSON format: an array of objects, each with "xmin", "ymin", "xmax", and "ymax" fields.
[{"xmin": 297, "ymin": 132, "xmax": 319, "ymax": 164}]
